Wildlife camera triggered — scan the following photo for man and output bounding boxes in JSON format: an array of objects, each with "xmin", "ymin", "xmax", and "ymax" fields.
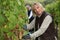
[
  {"xmin": 23, "ymin": 3, "xmax": 57, "ymax": 40},
  {"xmin": 25, "ymin": 4, "xmax": 34, "ymax": 33},
  {"xmin": 25, "ymin": 4, "xmax": 34, "ymax": 23}
]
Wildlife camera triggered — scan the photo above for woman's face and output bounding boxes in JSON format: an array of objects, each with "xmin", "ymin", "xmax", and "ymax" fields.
[{"xmin": 33, "ymin": 5, "xmax": 42, "ymax": 16}]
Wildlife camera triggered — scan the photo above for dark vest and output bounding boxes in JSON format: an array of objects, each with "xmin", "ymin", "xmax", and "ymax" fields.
[{"xmin": 35, "ymin": 11, "xmax": 55, "ymax": 40}]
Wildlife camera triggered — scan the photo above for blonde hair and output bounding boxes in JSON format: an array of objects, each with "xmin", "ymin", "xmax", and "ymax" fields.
[{"xmin": 32, "ymin": 2, "xmax": 45, "ymax": 13}]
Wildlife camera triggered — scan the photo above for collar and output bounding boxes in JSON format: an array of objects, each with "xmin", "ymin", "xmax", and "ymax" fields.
[{"xmin": 37, "ymin": 11, "xmax": 45, "ymax": 17}]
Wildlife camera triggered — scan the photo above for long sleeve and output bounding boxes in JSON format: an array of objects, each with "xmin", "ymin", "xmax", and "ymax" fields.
[
  {"xmin": 27, "ymin": 18, "xmax": 35, "ymax": 30},
  {"xmin": 30, "ymin": 15, "xmax": 52, "ymax": 39}
]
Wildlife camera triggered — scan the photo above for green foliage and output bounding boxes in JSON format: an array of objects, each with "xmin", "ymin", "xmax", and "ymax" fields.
[
  {"xmin": 0, "ymin": 13, "xmax": 7, "ymax": 27},
  {"xmin": 0, "ymin": 0, "xmax": 28, "ymax": 40},
  {"xmin": 45, "ymin": 1, "xmax": 60, "ymax": 24},
  {"xmin": 24, "ymin": 0, "xmax": 44, "ymax": 4}
]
